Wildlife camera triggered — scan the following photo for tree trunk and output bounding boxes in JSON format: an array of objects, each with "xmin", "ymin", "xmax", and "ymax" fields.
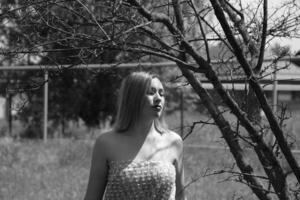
[{"xmin": 180, "ymin": 67, "xmax": 273, "ymax": 200}]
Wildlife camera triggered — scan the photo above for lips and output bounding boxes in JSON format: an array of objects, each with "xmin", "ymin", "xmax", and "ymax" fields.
[{"xmin": 152, "ymin": 105, "xmax": 162, "ymax": 111}]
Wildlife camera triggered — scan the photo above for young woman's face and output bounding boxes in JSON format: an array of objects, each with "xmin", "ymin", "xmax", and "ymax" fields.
[{"xmin": 142, "ymin": 77, "xmax": 165, "ymax": 119}]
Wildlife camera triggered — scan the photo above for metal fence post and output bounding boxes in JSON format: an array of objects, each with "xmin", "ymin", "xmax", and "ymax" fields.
[
  {"xmin": 180, "ymin": 88, "xmax": 184, "ymax": 137},
  {"xmin": 43, "ymin": 70, "xmax": 49, "ymax": 143},
  {"xmin": 271, "ymin": 63, "xmax": 278, "ymax": 146}
]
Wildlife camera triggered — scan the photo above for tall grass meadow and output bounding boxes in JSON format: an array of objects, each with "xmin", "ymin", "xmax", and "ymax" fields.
[{"xmin": 1, "ymin": 108, "xmax": 300, "ymax": 200}]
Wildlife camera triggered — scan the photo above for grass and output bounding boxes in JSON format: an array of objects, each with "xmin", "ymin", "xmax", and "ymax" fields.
[
  {"xmin": 0, "ymin": 138, "xmax": 92, "ymax": 200},
  {"xmin": 0, "ymin": 138, "xmax": 256, "ymax": 200},
  {"xmin": 1, "ymin": 107, "xmax": 300, "ymax": 200}
]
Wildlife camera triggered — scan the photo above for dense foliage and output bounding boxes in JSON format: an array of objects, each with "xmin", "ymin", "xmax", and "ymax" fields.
[{"xmin": 0, "ymin": 1, "xmax": 133, "ymax": 137}]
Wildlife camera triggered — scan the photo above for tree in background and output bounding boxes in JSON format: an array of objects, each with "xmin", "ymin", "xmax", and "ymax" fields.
[
  {"xmin": 1, "ymin": 0, "xmax": 300, "ymax": 199},
  {"xmin": 293, "ymin": 50, "xmax": 300, "ymax": 67},
  {"xmin": 0, "ymin": 0, "xmax": 133, "ymax": 137}
]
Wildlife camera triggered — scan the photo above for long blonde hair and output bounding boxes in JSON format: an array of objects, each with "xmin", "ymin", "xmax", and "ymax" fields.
[{"xmin": 114, "ymin": 71, "xmax": 167, "ymax": 133}]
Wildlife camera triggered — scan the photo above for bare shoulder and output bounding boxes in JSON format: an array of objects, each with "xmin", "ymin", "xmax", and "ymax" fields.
[
  {"xmin": 93, "ymin": 130, "xmax": 118, "ymax": 153},
  {"xmin": 164, "ymin": 129, "xmax": 183, "ymax": 151},
  {"xmin": 163, "ymin": 130, "xmax": 183, "ymax": 165}
]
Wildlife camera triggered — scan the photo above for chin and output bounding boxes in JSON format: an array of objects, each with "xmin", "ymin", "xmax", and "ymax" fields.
[
  {"xmin": 151, "ymin": 112, "xmax": 160, "ymax": 118},
  {"xmin": 155, "ymin": 112, "xmax": 162, "ymax": 118}
]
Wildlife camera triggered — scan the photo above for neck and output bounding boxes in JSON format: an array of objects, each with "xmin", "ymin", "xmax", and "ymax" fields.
[{"xmin": 130, "ymin": 119, "xmax": 156, "ymax": 137}]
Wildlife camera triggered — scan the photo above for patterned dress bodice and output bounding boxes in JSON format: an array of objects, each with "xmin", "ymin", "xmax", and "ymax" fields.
[{"xmin": 103, "ymin": 160, "xmax": 176, "ymax": 200}]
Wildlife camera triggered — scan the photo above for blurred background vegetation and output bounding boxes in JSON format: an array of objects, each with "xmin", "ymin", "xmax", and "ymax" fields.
[{"xmin": 1, "ymin": 0, "xmax": 300, "ymax": 199}]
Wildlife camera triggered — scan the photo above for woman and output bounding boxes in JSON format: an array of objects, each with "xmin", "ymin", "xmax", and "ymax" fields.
[{"xmin": 84, "ymin": 71, "xmax": 186, "ymax": 200}]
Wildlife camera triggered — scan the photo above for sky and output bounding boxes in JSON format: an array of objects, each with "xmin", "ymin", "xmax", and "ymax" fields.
[
  {"xmin": 272, "ymin": 38, "xmax": 300, "ymax": 53},
  {"xmin": 251, "ymin": 0, "xmax": 300, "ymax": 54},
  {"xmin": 268, "ymin": 0, "xmax": 300, "ymax": 53},
  {"xmin": 209, "ymin": 0, "xmax": 300, "ymax": 54}
]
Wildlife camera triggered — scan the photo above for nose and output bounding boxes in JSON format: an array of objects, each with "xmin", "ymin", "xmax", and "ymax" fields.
[{"xmin": 154, "ymin": 93, "xmax": 162, "ymax": 103}]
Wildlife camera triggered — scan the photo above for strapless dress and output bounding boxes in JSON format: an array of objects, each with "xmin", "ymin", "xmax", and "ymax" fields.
[{"xmin": 103, "ymin": 160, "xmax": 176, "ymax": 200}]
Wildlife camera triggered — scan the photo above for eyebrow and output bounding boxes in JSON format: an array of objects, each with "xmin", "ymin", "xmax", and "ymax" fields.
[{"xmin": 150, "ymin": 87, "xmax": 164, "ymax": 91}]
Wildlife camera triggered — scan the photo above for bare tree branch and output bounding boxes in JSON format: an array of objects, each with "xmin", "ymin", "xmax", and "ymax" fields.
[
  {"xmin": 75, "ymin": 0, "xmax": 111, "ymax": 41},
  {"xmin": 254, "ymin": 0, "xmax": 268, "ymax": 72},
  {"xmin": 210, "ymin": 0, "xmax": 300, "ymax": 188},
  {"xmin": 187, "ymin": 0, "xmax": 211, "ymax": 63},
  {"xmin": 219, "ymin": 0, "xmax": 259, "ymax": 58}
]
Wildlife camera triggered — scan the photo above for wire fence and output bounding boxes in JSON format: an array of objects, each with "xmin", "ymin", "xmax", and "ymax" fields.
[{"xmin": 1, "ymin": 56, "xmax": 300, "ymax": 142}]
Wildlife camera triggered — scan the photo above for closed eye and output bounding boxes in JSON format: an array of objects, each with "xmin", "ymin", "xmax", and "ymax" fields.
[
  {"xmin": 147, "ymin": 87, "xmax": 165, "ymax": 96},
  {"xmin": 159, "ymin": 90, "xmax": 165, "ymax": 96},
  {"xmin": 147, "ymin": 89, "xmax": 156, "ymax": 95}
]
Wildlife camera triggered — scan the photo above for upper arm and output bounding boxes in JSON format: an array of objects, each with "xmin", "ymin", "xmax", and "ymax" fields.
[
  {"xmin": 84, "ymin": 135, "xmax": 109, "ymax": 200},
  {"xmin": 173, "ymin": 134, "xmax": 186, "ymax": 200}
]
